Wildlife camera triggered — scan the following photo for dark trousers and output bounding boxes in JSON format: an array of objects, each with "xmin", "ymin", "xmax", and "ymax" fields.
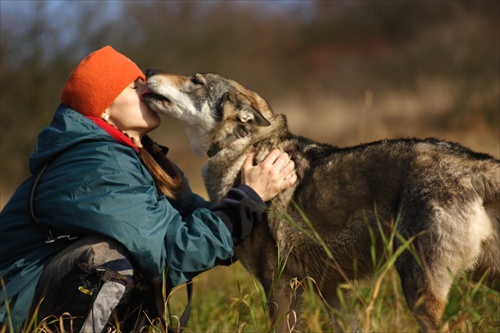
[{"xmin": 28, "ymin": 235, "xmax": 161, "ymax": 333}]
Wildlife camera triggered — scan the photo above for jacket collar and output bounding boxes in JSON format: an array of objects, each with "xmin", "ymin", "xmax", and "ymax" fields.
[{"xmin": 87, "ymin": 117, "xmax": 140, "ymax": 153}]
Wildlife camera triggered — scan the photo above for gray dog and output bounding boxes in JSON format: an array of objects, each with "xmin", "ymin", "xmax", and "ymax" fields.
[{"xmin": 143, "ymin": 70, "xmax": 500, "ymax": 332}]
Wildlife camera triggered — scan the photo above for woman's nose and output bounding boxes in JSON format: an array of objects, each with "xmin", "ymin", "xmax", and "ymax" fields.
[{"xmin": 136, "ymin": 79, "xmax": 148, "ymax": 93}]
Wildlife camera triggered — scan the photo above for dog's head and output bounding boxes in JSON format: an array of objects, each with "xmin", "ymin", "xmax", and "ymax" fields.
[{"xmin": 142, "ymin": 70, "xmax": 278, "ymax": 157}]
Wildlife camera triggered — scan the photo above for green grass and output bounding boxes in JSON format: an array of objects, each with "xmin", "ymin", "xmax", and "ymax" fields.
[
  {"xmin": 3, "ymin": 213, "xmax": 499, "ymax": 333},
  {"xmin": 163, "ymin": 209, "xmax": 500, "ymax": 332},
  {"xmin": 162, "ymin": 262, "xmax": 499, "ymax": 333},
  {"xmin": 3, "ymin": 262, "xmax": 499, "ymax": 333}
]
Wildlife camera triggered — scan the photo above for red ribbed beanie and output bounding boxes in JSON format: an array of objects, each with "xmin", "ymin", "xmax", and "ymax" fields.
[{"xmin": 60, "ymin": 46, "xmax": 146, "ymax": 117}]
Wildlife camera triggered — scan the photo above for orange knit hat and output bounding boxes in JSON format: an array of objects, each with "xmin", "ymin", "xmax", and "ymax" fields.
[{"xmin": 60, "ymin": 46, "xmax": 146, "ymax": 117}]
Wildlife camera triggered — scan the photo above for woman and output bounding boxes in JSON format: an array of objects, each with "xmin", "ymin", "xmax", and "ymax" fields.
[{"xmin": 0, "ymin": 46, "xmax": 296, "ymax": 332}]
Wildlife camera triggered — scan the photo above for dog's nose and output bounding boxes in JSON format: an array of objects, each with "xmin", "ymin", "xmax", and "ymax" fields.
[{"xmin": 145, "ymin": 68, "xmax": 160, "ymax": 78}]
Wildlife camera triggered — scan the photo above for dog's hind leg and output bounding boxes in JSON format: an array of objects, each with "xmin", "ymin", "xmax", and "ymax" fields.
[
  {"xmin": 395, "ymin": 221, "xmax": 452, "ymax": 331},
  {"xmin": 397, "ymin": 252, "xmax": 451, "ymax": 333}
]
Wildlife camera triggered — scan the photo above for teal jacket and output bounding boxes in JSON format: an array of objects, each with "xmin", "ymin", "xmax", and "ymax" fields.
[{"xmin": 0, "ymin": 105, "xmax": 264, "ymax": 329}]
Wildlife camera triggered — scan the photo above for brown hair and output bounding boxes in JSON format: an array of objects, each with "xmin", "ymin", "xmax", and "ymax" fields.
[
  {"xmin": 101, "ymin": 120, "xmax": 184, "ymax": 199},
  {"xmin": 140, "ymin": 135, "xmax": 184, "ymax": 199}
]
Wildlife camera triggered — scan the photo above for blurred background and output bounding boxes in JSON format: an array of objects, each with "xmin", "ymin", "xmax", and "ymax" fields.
[{"xmin": 1, "ymin": 1, "xmax": 499, "ymax": 208}]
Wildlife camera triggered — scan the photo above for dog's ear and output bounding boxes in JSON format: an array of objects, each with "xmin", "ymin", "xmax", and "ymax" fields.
[
  {"xmin": 238, "ymin": 104, "xmax": 270, "ymax": 127},
  {"xmin": 234, "ymin": 93, "xmax": 271, "ymax": 127},
  {"xmin": 218, "ymin": 91, "xmax": 271, "ymax": 127}
]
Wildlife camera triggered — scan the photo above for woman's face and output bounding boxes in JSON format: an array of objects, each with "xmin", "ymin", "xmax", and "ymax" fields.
[{"xmin": 106, "ymin": 79, "xmax": 160, "ymax": 144}]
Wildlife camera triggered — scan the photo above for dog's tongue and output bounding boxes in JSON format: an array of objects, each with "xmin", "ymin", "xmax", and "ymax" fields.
[{"xmin": 140, "ymin": 90, "xmax": 153, "ymax": 100}]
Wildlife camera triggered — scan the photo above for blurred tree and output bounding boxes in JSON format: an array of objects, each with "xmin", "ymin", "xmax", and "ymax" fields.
[
  {"xmin": 1, "ymin": 1, "xmax": 498, "ymax": 201},
  {"xmin": 1, "ymin": 2, "xmax": 116, "ymax": 190}
]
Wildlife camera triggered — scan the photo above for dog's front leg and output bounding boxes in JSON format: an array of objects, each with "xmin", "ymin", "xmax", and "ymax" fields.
[
  {"xmin": 264, "ymin": 273, "xmax": 304, "ymax": 333},
  {"xmin": 326, "ymin": 289, "xmax": 360, "ymax": 333}
]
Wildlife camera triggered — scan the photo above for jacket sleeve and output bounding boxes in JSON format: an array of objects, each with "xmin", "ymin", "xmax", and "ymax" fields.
[
  {"xmin": 167, "ymin": 162, "xmax": 266, "ymax": 245},
  {"xmin": 162, "ymin": 184, "xmax": 265, "ymax": 284},
  {"xmin": 209, "ymin": 184, "xmax": 265, "ymax": 245}
]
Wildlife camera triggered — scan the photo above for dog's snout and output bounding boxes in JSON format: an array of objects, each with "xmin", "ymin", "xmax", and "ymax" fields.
[{"xmin": 145, "ymin": 68, "xmax": 161, "ymax": 78}]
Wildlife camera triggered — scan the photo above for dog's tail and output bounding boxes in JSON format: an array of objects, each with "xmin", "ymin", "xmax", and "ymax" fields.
[
  {"xmin": 472, "ymin": 159, "xmax": 500, "ymax": 203},
  {"xmin": 471, "ymin": 158, "xmax": 500, "ymax": 288}
]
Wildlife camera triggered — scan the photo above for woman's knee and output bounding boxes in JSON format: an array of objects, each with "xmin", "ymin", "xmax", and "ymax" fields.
[{"xmin": 88, "ymin": 236, "xmax": 136, "ymax": 278}]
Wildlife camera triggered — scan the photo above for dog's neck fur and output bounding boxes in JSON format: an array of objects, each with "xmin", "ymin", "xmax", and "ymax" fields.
[
  {"xmin": 206, "ymin": 113, "xmax": 288, "ymax": 158},
  {"xmin": 207, "ymin": 125, "xmax": 254, "ymax": 158},
  {"xmin": 202, "ymin": 114, "xmax": 292, "ymax": 202}
]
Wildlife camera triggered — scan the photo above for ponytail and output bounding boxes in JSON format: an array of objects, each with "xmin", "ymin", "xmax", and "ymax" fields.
[
  {"xmin": 97, "ymin": 118, "xmax": 183, "ymax": 199},
  {"xmin": 140, "ymin": 135, "xmax": 184, "ymax": 199}
]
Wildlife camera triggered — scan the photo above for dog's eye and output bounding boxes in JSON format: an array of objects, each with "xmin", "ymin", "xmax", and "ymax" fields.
[
  {"xmin": 191, "ymin": 78, "xmax": 202, "ymax": 85},
  {"xmin": 190, "ymin": 74, "xmax": 206, "ymax": 86}
]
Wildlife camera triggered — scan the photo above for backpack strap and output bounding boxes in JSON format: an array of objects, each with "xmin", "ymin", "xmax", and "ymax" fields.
[
  {"xmin": 166, "ymin": 280, "xmax": 193, "ymax": 332},
  {"xmin": 28, "ymin": 163, "xmax": 77, "ymax": 243},
  {"xmin": 178, "ymin": 281, "xmax": 193, "ymax": 329}
]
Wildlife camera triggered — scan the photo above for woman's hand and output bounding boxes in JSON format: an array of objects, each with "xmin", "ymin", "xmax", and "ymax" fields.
[{"xmin": 241, "ymin": 149, "xmax": 297, "ymax": 202}]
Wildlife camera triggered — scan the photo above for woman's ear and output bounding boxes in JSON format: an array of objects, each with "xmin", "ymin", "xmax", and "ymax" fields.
[{"xmin": 102, "ymin": 112, "xmax": 110, "ymax": 121}]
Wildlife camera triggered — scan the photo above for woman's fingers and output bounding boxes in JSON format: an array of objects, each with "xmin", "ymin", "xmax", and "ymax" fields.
[{"xmin": 240, "ymin": 149, "xmax": 297, "ymax": 201}]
